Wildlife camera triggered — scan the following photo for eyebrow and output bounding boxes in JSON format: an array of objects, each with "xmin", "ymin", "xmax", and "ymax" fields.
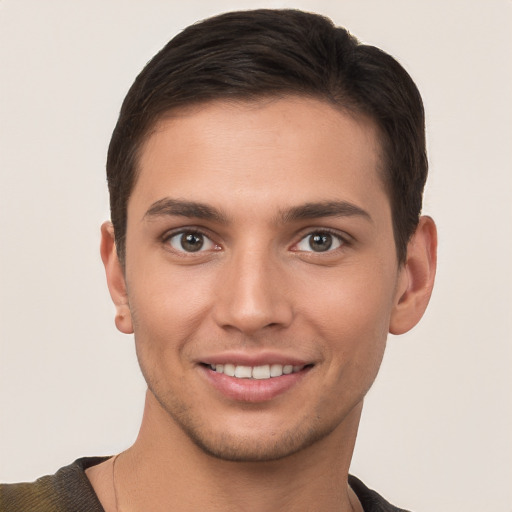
[
  {"xmin": 280, "ymin": 201, "xmax": 372, "ymax": 223},
  {"xmin": 144, "ymin": 198, "xmax": 228, "ymax": 223},
  {"xmin": 143, "ymin": 198, "xmax": 371, "ymax": 224}
]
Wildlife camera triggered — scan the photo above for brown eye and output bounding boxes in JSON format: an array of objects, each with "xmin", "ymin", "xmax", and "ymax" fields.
[
  {"xmin": 168, "ymin": 231, "xmax": 215, "ymax": 253},
  {"xmin": 309, "ymin": 233, "xmax": 332, "ymax": 252},
  {"xmin": 296, "ymin": 232, "xmax": 342, "ymax": 252}
]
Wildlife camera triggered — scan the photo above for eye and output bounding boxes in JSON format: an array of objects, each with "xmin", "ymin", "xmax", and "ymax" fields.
[
  {"xmin": 167, "ymin": 231, "xmax": 217, "ymax": 253},
  {"xmin": 295, "ymin": 231, "xmax": 343, "ymax": 253}
]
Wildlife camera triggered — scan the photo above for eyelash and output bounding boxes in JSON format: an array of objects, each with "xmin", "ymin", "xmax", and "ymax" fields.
[
  {"xmin": 291, "ymin": 228, "xmax": 349, "ymax": 254},
  {"xmin": 161, "ymin": 227, "xmax": 350, "ymax": 255},
  {"xmin": 162, "ymin": 228, "xmax": 219, "ymax": 255}
]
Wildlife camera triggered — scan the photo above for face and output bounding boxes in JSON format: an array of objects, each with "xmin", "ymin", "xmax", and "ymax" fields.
[{"xmin": 116, "ymin": 97, "xmax": 409, "ymax": 461}]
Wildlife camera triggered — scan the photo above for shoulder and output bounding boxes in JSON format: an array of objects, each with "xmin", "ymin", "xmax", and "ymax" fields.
[
  {"xmin": 349, "ymin": 474, "xmax": 412, "ymax": 512},
  {"xmin": 0, "ymin": 457, "xmax": 109, "ymax": 512}
]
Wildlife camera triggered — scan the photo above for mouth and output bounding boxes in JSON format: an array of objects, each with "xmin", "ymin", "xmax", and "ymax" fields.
[
  {"xmin": 207, "ymin": 363, "xmax": 308, "ymax": 379},
  {"xmin": 200, "ymin": 361, "xmax": 313, "ymax": 402}
]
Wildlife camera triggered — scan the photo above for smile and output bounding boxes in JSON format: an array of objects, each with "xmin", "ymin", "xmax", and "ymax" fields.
[
  {"xmin": 209, "ymin": 363, "xmax": 306, "ymax": 379},
  {"xmin": 202, "ymin": 361, "xmax": 313, "ymax": 402}
]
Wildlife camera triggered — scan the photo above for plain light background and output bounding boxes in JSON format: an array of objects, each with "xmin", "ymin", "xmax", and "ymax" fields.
[{"xmin": 1, "ymin": 1, "xmax": 511, "ymax": 510}]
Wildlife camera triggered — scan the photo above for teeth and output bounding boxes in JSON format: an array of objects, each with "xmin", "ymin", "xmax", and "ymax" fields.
[
  {"xmin": 234, "ymin": 365, "xmax": 252, "ymax": 378},
  {"xmin": 252, "ymin": 365, "xmax": 270, "ymax": 379},
  {"xmin": 223, "ymin": 363, "xmax": 235, "ymax": 377},
  {"xmin": 270, "ymin": 364, "xmax": 283, "ymax": 377},
  {"xmin": 209, "ymin": 363, "xmax": 305, "ymax": 379}
]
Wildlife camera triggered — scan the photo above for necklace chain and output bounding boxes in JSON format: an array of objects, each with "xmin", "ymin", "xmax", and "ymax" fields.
[{"xmin": 112, "ymin": 453, "xmax": 121, "ymax": 512}]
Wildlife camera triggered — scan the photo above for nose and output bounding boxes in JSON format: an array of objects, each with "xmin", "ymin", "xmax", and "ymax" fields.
[{"xmin": 212, "ymin": 245, "xmax": 294, "ymax": 335}]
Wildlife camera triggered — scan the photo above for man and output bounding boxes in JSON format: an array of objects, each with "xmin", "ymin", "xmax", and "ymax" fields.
[{"xmin": 0, "ymin": 9, "xmax": 436, "ymax": 512}]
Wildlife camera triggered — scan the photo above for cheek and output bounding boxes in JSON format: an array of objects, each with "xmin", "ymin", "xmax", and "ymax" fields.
[
  {"xmin": 126, "ymin": 265, "xmax": 217, "ymax": 352},
  {"xmin": 299, "ymin": 260, "xmax": 397, "ymax": 381},
  {"xmin": 308, "ymin": 283, "xmax": 392, "ymax": 410},
  {"xmin": 304, "ymin": 267, "xmax": 396, "ymax": 337}
]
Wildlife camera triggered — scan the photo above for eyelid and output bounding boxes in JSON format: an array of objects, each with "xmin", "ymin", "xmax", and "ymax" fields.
[
  {"xmin": 290, "ymin": 228, "xmax": 351, "ymax": 253},
  {"xmin": 162, "ymin": 227, "xmax": 221, "ymax": 253},
  {"xmin": 159, "ymin": 225, "xmax": 351, "ymax": 254}
]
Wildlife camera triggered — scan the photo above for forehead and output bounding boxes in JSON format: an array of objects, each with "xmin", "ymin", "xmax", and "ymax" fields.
[{"xmin": 130, "ymin": 96, "xmax": 388, "ymax": 219}]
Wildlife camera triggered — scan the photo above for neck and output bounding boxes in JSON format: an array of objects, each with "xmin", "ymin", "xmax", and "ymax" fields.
[{"xmin": 113, "ymin": 390, "xmax": 363, "ymax": 512}]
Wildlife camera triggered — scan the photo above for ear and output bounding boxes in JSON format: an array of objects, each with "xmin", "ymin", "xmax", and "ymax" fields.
[
  {"xmin": 389, "ymin": 216, "xmax": 437, "ymax": 335},
  {"xmin": 100, "ymin": 221, "xmax": 133, "ymax": 334}
]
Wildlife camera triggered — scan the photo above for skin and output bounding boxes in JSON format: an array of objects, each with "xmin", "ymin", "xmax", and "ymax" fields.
[{"xmin": 91, "ymin": 96, "xmax": 437, "ymax": 512}]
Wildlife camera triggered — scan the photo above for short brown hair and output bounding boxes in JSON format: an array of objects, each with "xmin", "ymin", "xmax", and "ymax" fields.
[{"xmin": 107, "ymin": 9, "xmax": 427, "ymax": 264}]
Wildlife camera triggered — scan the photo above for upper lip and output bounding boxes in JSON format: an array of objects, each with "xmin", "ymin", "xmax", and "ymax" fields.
[{"xmin": 197, "ymin": 350, "xmax": 314, "ymax": 367}]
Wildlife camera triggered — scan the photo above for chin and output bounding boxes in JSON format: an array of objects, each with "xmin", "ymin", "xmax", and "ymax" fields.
[{"xmin": 182, "ymin": 422, "xmax": 334, "ymax": 463}]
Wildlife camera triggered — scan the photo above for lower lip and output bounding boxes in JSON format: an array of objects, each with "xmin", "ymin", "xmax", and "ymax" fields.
[{"xmin": 201, "ymin": 366, "xmax": 311, "ymax": 403}]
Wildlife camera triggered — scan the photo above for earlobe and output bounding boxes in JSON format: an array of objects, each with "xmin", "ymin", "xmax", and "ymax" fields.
[
  {"xmin": 100, "ymin": 221, "xmax": 134, "ymax": 334},
  {"xmin": 389, "ymin": 216, "xmax": 437, "ymax": 335}
]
